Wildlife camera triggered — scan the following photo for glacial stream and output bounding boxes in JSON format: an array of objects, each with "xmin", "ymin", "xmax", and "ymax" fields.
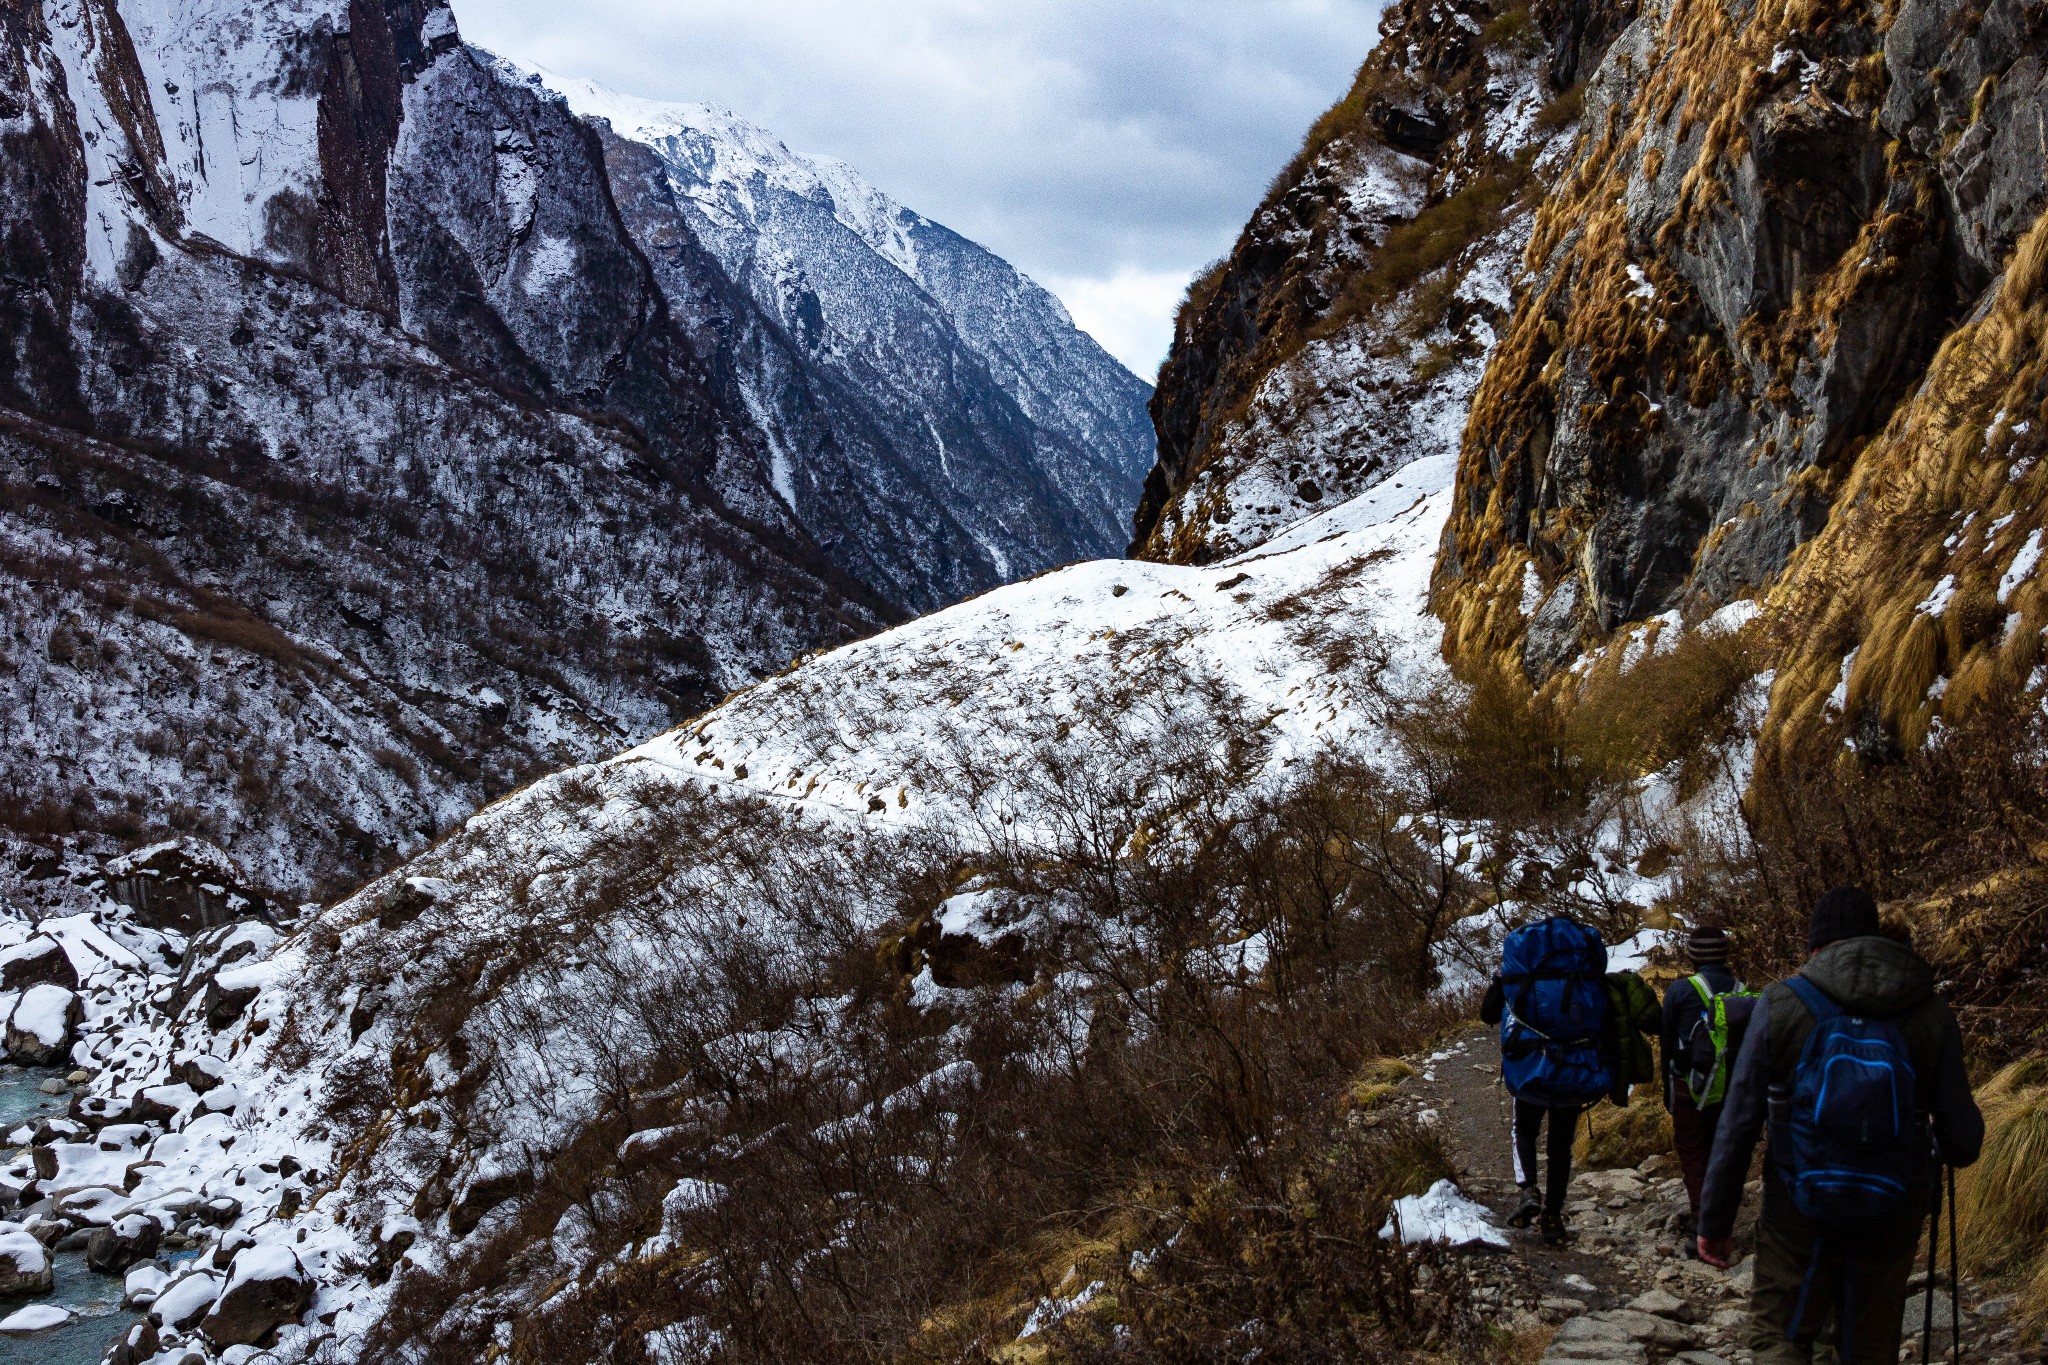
[{"xmin": 0, "ymin": 1064, "xmax": 126, "ymax": 1365}]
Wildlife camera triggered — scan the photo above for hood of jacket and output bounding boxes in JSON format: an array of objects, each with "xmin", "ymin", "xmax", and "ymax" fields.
[{"xmin": 1800, "ymin": 935, "xmax": 1935, "ymax": 1017}]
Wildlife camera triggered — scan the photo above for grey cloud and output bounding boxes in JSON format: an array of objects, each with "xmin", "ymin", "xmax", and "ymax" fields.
[{"xmin": 454, "ymin": 0, "xmax": 1385, "ymax": 285}]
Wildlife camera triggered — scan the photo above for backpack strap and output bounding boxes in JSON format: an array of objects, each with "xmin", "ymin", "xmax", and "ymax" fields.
[
  {"xmin": 1783, "ymin": 974, "xmax": 1839, "ymax": 1025},
  {"xmin": 1688, "ymin": 974, "xmax": 1713, "ymax": 1008}
]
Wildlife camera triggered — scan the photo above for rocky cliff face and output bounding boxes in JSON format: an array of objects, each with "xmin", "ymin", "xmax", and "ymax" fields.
[
  {"xmin": 0, "ymin": 1, "xmax": 1147, "ymax": 901},
  {"xmin": 1430, "ymin": 0, "xmax": 2048, "ymax": 715},
  {"xmin": 1134, "ymin": 0, "xmax": 1585, "ymax": 563}
]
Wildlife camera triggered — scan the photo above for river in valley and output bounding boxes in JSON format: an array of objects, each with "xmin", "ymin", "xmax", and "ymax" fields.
[{"xmin": 1, "ymin": 1064, "xmax": 132, "ymax": 1365}]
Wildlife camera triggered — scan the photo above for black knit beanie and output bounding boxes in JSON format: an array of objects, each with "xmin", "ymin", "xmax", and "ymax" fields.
[
  {"xmin": 1809, "ymin": 886, "xmax": 1880, "ymax": 950},
  {"xmin": 1686, "ymin": 926, "xmax": 1732, "ymax": 967}
]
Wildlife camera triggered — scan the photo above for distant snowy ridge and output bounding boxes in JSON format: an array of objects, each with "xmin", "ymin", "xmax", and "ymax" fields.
[
  {"xmin": 508, "ymin": 59, "xmax": 1159, "ymax": 610},
  {"xmin": 528, "ymin": 72, "xmax": 932, "ymax": 281}
]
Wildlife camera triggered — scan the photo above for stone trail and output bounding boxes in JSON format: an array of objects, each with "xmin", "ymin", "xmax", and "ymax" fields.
[{"xmin": 1388, "ymin": 1024, "xmax": 2035, "ymax": 1365}]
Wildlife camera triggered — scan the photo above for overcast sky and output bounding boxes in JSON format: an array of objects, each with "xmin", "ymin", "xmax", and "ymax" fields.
[{"xmin": 455, "ymin": 0, "xmax": 1384, "ymax": 379}]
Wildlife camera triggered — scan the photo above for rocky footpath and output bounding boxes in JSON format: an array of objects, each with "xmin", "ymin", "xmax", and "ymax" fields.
[{"xmin": 1390, "ymin": 1027, "xmax": 2033, "ymax": 1365}]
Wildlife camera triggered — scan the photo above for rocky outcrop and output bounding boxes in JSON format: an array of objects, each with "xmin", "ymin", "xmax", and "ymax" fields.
[
  {"xmin": 1431, "ymin": 0, "xmax": 2048, "ymax": 690},
  {"xmin": 1135, "ymin": 0, "xmax": 1594, "ymax": 563}
]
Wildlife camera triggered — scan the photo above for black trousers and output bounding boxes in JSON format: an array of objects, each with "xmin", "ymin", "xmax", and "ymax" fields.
[{"xmin": 1512, "ymin": 1099, "xmax": 1583, "ymax": 1214}]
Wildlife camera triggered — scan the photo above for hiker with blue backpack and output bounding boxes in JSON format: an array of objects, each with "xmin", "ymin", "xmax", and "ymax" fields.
[
  {"xmin": 1482, "ymin": 915, "xmax": 1644, "ymax": 1246},
  {"xmin": 1662, "ymin": 926, "xmax": 1755, "ymax": 1228},
  {"xmin": 1696, "ymin": 888, "xmax": 1984, "ymax": 1365}
]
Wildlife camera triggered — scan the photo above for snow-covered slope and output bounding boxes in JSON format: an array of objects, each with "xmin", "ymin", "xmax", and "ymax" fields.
[
  {"xmin": 3, "ymin": 449, "xmax": 1456, "ymax": 1363},
  {"xmin": 525, "ymin": 66, "xmax": 1158, "ymax": 610},
  {"xmin": 0, "ymin": 3, "xmax": 1149, "ymax": 903}
]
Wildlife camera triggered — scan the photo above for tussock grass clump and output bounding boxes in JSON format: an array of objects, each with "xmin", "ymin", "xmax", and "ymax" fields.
[
  {"xmin": 1576, "ymin": 1086, "xmax": 1674, "ymax": 1170},
  {"xmin": 1955, "ymin": 1059, "xmax": 2048, "ymax": 1327}
]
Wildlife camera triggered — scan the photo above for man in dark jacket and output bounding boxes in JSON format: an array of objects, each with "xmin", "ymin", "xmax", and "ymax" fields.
[
  {"xmin": 1696, "ymin": 888, "xmax": 1984, "ymax": 1365},
  {"xmin": 1662, "ymin": 926, "xmax": 1738, "ymax": 1224}
]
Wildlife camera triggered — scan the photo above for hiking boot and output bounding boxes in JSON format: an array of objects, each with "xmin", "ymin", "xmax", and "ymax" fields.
[
  {"xmin": 1507, "ymin": 1186, "xmax": 1542, "ymax": 1229},
  {"xmin": 1539, "ymin": 1211, "xmax": 1568, "ymax": 1245}
]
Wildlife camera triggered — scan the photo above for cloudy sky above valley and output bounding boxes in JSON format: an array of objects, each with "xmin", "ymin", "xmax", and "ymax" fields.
[{"xmin": 457, "ymin": 0, "xmax": 1383, "ymax": 379}]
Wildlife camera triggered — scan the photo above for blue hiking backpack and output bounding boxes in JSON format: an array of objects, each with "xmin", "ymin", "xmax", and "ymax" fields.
[
  {"xmin": 1497, "ymin": 918, "xmax": 1615, "ymax": 1106},
  {"xmin": 1773, "ymin": 975, "xmax": 1930, "ymax": 1231}
]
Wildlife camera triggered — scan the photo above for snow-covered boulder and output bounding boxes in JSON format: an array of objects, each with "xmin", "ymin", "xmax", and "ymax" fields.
[
  {"xmin": 0, "ymin": 1224, "xmax": 53, "ymax": 1296},
  {"xmin": 5, "ymin": 984, "xmax": 82, "ymax": 1065},
  {"xmin": 123, "ymin": 1261, "xmax": 170, "ymax": 1308},
  {"xmin": 86, "ymin": 1210, "xmax": 162, "ymax": 1274},
  {"xmin": 0, "ymin": 1302, "xmax": 70, "ymax": 1333},
  {"xmin": 0, "ymin": 938, "xmax": 76, "ymax": 992},
  {"xmin": 149, "ymin": 1268, "xmax": 221, "ymax": 1331},
  {"xmin": 201, "ymin": 1246, "xmax": 313, "ymax": 1348},
  {"xmin": 52, "ymin": 1185, "xmax": 128, "ymax": 1226}
]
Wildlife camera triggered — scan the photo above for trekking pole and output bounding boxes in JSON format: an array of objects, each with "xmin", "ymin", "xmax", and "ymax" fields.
[
  {"xmin": 1925, "ymin": 1166, "xmax": 1940, "ymax": 1365},
  {"xmin": 1948, "ymin": 1165, "xmax": 1961, "ymax": 1364}
]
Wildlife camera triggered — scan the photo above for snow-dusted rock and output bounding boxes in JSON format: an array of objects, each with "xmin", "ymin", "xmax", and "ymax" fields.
[
  {"xmin": 5, "ymin": 984, "xmax": 82, "ymax": 1065},
  {"xmin": 0, "ymin": 1224, "xmax": 53, "ymax": 1296},
  {"xmin": 201, "ymin": 1246, "xmax": 313, "ymax": 1348},
  {"xmin": 87, "ymin": 1210, "xmax": 163, "ymax": 1274}
]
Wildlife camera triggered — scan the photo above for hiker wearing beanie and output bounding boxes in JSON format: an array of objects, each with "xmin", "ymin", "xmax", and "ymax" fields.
[
  {"xmin": 1660, "ymin": 926, "xmax": 1748, "ymax": 1226},
  {"xmin": 1696, "ymin": 888, "xmax": 1985, "ymax": 1365}
]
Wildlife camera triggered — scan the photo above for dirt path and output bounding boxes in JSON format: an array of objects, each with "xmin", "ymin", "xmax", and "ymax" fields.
[
  {"xmin": 1394, "ymin": 1023, "xmax": 2042, "ymax": 1365},
  {"xmin": 1393, "ymin": 1023, "xmax": 1754, "ymax": 1365}
]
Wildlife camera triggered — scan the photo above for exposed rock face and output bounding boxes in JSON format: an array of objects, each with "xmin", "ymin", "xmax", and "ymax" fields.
[
  {"xmin": 1431, "ymin": 0, "xmax": 2048, "ymax": 688},
  {"xmin": 99, "ymin": 839, "xmax": 268, "ymax": 934},
  {"xmin": 1135, "ymin": 0, "xmax": 1586, "ymax": 563},
  {"xmin": 0, "ymin": 3, "xmax": 1142, "ymax": 901}
]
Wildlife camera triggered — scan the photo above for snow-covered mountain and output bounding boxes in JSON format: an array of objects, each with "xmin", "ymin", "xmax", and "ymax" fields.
[
  {"xmin": 13, "ymin": 0, "xmax": 2048, "ymax": 1357},
  {"xmin": 524, "ymin": 67, "xmax": 1156, "ymax": 611},
  {"xmin": 0, "ymin": 1, "xmax": 1151, "ymax": 903}
]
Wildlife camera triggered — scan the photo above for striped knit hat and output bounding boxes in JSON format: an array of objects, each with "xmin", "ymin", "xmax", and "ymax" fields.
[{"xmin": 1686, "ymin": 926, "xmax": 1732, "ymax": 967}]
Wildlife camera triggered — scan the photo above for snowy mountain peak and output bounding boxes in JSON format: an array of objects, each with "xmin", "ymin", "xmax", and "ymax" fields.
[
  {"xmin": 496, "ymin": 55, "xmax": 1157, "ymax": 612},
  {"xmin": 511, "ymin": 63, "xmax": 927, "ymax": 283}
]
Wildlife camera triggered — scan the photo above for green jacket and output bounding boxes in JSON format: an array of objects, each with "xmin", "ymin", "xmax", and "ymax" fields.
[{"xmin": 1604, "ymin": 969, "xmax": 1660, "ymax": 1104}]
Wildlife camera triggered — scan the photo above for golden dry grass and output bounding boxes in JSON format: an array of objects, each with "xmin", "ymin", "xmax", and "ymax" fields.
[
  {"xmin": 1575, "ymin": 1086, "xmax": 1674, "ymax": 1170},
  {"xmin": 1954, "ymin": 1058, "xmax": 2048, "ymax": 1324}
]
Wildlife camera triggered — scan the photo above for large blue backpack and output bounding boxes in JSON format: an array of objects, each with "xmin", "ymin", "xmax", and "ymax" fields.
[
  {"xmin": 1498, "ymin": 918, "xmax": 1615, "ymax": 1106},
  {"xmin": 1774, "ymin": 975, "xmax": 1930, "ymax": 1231}
]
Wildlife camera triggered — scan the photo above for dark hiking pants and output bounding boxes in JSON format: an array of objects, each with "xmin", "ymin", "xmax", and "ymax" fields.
[
  {"xmin": 1748, "ymin": 1205, "xmax": 1923, "ymax": 1365},
  {"xmin": 1511, "ymin": 1099, "xmax": 1582, "ymax": 1215},
  {"xmin": 1670, "ymin": 1088, "xmax": 1721, "ymax": 1217}
]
